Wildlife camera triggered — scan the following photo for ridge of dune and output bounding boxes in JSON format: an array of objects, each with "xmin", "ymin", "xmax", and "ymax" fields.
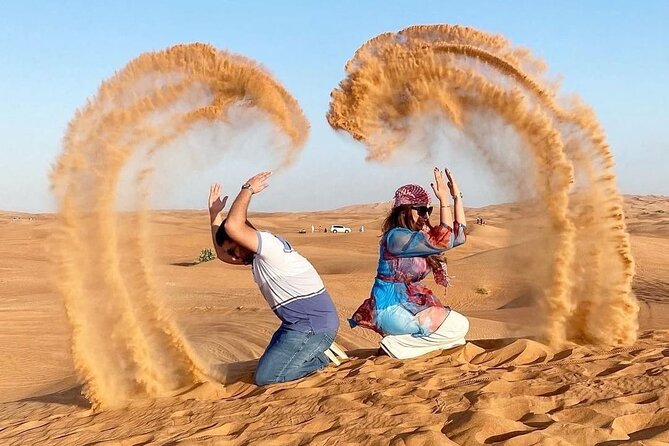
[{"xmin": 329, "ymin": 201, "xmax": 393, "ymax": 214}]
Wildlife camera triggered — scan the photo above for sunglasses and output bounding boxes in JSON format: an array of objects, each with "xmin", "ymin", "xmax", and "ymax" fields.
[{"xmin": 412, "ymin": 205, "xmax": 433, "ymax": 217}]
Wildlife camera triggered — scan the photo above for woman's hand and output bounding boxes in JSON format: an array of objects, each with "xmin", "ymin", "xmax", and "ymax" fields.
[
  {"xmin": 244, "ymin": 171, "xmax": 272, "ymax": 194},
  {"xmin": 430, "ymin": 167, "xmax": 450, "ymax": 203},
  {"xmin": 445, "ymin": 168, "xmax": 461, "ymax": 199},
  {"xmin": 208, "ymin": 183, "xmax": 228, "ymax": 222}
]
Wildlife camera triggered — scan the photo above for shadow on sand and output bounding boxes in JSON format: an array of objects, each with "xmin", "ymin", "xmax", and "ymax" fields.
[
  {"xmin": 171, "ymin": 261, "xmax": 199, "ymax": 267},
  {"xmin": 21, "ymin": 378, "xmax": 91, "ymax": 409}
]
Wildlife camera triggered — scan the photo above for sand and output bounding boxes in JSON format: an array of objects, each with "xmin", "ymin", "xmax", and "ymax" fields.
[{"xmin": 0, "ymin": 195, "xmax": 667, "ymax": 445}]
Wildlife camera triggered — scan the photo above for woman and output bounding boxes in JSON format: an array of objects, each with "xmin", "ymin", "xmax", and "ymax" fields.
[{"xmin": 349, "ymin": 167, "xmax": 469, "ymax": 359}]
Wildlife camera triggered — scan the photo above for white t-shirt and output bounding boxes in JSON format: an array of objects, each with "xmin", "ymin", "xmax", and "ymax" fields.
[{"xmin": 252, "ymin": 231, "xmax": 339, "ymax": 333}]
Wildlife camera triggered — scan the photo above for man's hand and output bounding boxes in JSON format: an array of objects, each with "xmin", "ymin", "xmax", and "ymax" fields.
[
  {"xmin": 208, "ymin": 183, "xmax": 228, "ymax": 222},
  {"xmin": 445, "ymin": 168, "xmax": 461, "ymax": 199},
  {"xmin": 430, "ymin": 167, "xmax": 450, "ymax": 203},
  {"xmin": 244, "ymin": 171, "xmax": 272, "ymax": 194}
]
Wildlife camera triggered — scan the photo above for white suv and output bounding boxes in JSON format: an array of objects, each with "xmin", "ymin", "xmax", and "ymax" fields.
[{"xmin": 330, "ymin": 224, "xmax": 351, "ymax": 233}]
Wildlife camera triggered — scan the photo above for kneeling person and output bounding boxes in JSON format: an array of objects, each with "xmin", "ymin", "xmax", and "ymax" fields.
[{"xmin": 208, "ymin": 172, "xmax": 339, "ymax": 385}]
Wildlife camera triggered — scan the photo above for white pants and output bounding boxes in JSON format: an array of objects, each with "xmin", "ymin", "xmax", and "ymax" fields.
[{"xmin": 380, "ymin": 310, "xmax": 470, "ymax": 359}]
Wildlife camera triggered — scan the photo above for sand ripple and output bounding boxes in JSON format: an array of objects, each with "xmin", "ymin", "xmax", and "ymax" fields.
[{"xmin": 2, "ymin": 330, "xmax": 669, "ymax": 445}]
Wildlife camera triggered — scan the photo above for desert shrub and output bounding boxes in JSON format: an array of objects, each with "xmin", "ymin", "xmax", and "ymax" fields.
[
  {"xmin": 475, "ymin": 287, "xmax": 490, "ymax": 295},
  {"xmin": 197, "ymin": 248, "xmax": 216, "ymax": 263}
]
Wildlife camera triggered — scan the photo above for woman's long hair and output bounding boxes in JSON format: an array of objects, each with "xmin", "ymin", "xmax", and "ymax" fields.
[{"xmin": 382, "ymin": 204, "xmax": 420, "ymax": 233}]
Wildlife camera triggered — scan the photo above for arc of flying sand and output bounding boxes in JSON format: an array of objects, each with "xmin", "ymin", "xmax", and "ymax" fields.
[
  {"xmin": 328, "ymin": 41, "xmax": 575, "ymax": 345},
  {"xmin": 418, "ymin": 41, "xmax": 636, "ymax": 344},
  {"xmin": 399, "ymin": 28, "xmax": 635, "ymax": 344},
  {"xmin": 327, "ymin": 24, "xmax": 637, "ymax": 347},
  {"xmin": 51, "ymin": 43, "xmax": 309, "ymax": 408}
]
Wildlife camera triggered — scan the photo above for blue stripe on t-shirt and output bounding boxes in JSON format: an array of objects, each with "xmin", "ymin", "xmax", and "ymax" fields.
[{"xmin": 273, "ymin": 289, "xmax": 340, "ymax": 333}]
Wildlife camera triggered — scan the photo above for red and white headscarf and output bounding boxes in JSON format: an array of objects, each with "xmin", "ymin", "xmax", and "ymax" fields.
[{"xmin": 392, "ymin": 184, "xmax": 431, "ymax": 208}]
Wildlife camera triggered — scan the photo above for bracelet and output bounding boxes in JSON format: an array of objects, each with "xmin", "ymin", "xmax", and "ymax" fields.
[{"xmin": 241, "ymin": 183, "xmax": 255, "ymax": 194}]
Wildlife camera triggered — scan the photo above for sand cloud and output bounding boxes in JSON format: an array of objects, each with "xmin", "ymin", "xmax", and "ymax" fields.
[
  {"xmin": 327, "ymin": 25, "xmax": 638, "ymax": 347},
  {"xmin": 50, "ymin": 43, "xmax": 309, "ymax": 408}
]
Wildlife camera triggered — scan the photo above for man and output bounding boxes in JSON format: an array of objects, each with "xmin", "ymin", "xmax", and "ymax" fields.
[{"xmin": 208, "ymin": 171, "xmax": 340, "ymax": 385}]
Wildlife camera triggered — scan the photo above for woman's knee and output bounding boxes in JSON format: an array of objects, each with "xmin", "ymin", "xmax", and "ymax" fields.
[
  {"xmin": 460, "ymin": 314, "xmax": 470, "ymax": 338},
  {"xmin": 461, "ymin": 317, "xmax": 470, "ymax": 338},
  {"xmin": 449, "ymin": 310, "xmax": 470, "ymax": 338}
]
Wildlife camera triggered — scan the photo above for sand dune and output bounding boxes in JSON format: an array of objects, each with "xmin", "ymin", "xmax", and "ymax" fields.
[
  {"xmin": 2, "ymin": 334, "xmax": 669, "ymax": 445},
  {"xmin": 0, "ymin": 195, "xmax": 668, "ymax": 444}
]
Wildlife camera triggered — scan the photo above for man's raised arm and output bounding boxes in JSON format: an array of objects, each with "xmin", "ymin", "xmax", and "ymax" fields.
[{"xmin": 224, "ymin": 171, "xmax": 272, "ymax": 253}]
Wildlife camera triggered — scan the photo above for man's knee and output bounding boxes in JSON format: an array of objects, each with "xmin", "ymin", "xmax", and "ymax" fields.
[
  {"xmin": 254, "ymin": 374, "xmax": 271, "ymax": 386},
  {"xmin": 254, "ymin": 371, "xmax": 274, "ymax": 386},
  {"xmin": 253, "ymin": 361, "xmax": 276, "ymax": 386}
]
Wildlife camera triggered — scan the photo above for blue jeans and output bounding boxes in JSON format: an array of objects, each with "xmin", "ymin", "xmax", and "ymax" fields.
[{"xmin": 254, "ymin": 325, "xmax": 337, "ymax": 386}]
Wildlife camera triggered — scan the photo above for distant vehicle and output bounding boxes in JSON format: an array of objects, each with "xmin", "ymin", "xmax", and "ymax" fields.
[
  {"xmin": 298, "ymin": 228, "xmax": 307, "ymax": 234},
  {"xmin": 330, "ymin": 224, "xmax": 351, "ymax": 233}
]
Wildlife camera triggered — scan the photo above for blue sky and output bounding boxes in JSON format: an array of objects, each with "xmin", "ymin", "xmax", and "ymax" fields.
[{"xmin": 1, "ymin": 1, "xmax": 667, "ymax": 212}]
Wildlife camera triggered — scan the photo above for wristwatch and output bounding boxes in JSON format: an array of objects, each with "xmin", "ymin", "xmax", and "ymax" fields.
[{"xmin": 241, "ymin": 183, "xmax": 255, "ymax": 194}]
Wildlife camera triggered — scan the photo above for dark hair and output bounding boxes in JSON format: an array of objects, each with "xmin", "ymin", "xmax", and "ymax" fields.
[
  {"xmin": 382, "ymin": 204, "xmax": 421, "ymax": 233},
  {"xmin": 215, "ymin": 218, "xmax": 256, "ymax": 246}
]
